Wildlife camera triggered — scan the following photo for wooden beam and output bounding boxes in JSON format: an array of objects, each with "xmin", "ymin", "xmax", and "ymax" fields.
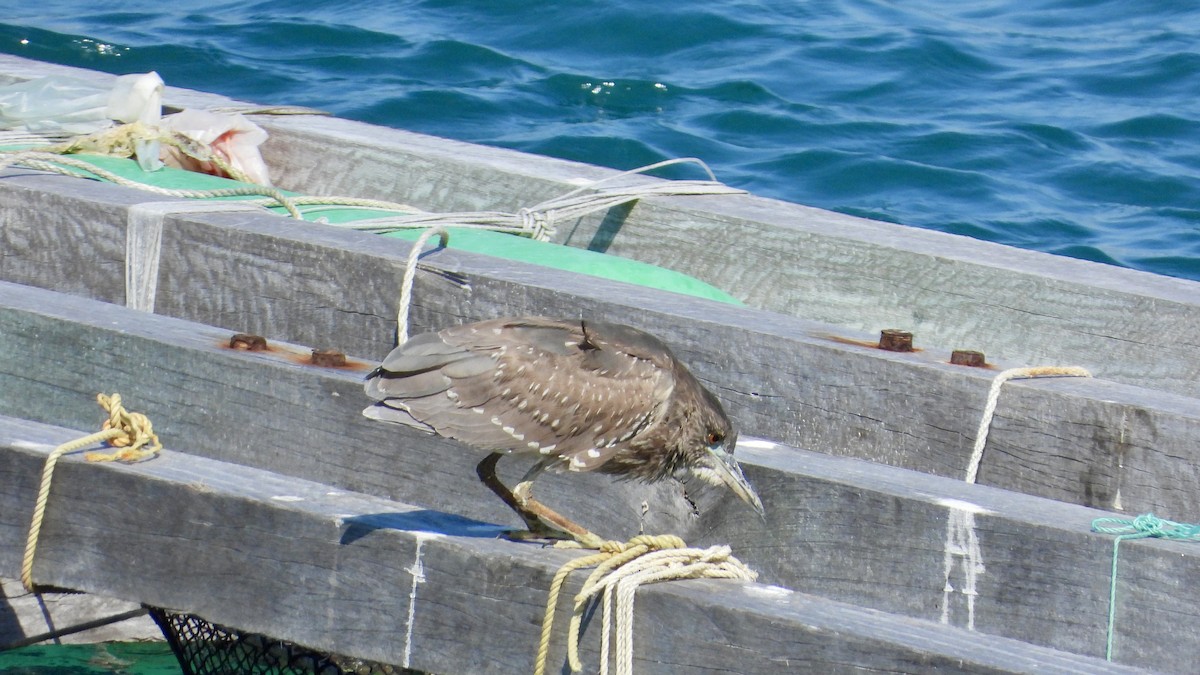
[
  {"xmin": 251, "ymin": 110, "xmax": 1200, "ymax": 402},
  {"xmin": 732, "ymin": 439, "xmax": 1200, "ymax": 671},
  {"xmin": 0, "ymin": 207, "xmax": 1198, "ymax": 522},
  {"xmin": 0, "ymin": 284, "xmax": 1198, "ymax": 669},
  {"xmin": 0, "ymin": 417, "xmax": 1148, "ymax": 674},
  {"xmin": 0, "ymin": 48, "xmax": 1198, "ymax": 404}
]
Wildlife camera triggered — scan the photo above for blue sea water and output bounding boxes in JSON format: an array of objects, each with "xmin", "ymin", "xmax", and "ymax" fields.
[{"xmin": 2, "ymin": 0, "xmax": 1200, "ymax": 281}]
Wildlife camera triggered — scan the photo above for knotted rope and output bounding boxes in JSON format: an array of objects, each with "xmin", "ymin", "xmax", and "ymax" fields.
[
  {"xmin": 21, "ymin": 393, "xmax": 162, "ymax": 592},
  {"xmin": 534, "ymin": 534, "xmax": 757, "ymax": 675},
  {"xmin": 2, "ymin": 128, "xmax": 741, "ymax": 241},
  {"xmin": 343, "ymin": 157, "xmax": 743, "ymax": 242},
  {"xmin": 964, "ymin": 365, "xmax": 1092, "ymax": 483},
  {"xmin": 1091, "ymin": 514, "xmax": 1200, "ymax": 661}
]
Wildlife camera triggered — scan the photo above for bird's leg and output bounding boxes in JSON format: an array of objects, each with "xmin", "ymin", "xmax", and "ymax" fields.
[
  {"xmin": 474, "ymin": 453, "xmax": 605, "ymax": 548},
  {"xmin": 512, "ymin": 460, "xmax": 606, "ymax": 549},
  {"xmin": 475, "ymin": 452, "xmax": 545, "ymax": 533}
]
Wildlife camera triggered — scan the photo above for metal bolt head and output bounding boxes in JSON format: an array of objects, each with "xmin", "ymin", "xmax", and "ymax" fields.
[
  {"xmin": 230, "ymin": 333, "xmax": 268, "ymax": 351},
  {"xmin": 311, "ymin": 349, "xmax": 347, "ymax": 367},
  {"xmin": 951, "ymin": 350, "xmax": 987, "ymax": 367},
  {"xmin": 878, "ymin": 329, "xmax": 914, "ymax": 352}
]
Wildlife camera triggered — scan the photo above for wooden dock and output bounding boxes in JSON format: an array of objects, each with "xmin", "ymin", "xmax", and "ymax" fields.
[
  {"xmin": 0, "ymin": 411, "xmax": 1150, "ymax": 674},
  {"xmin": 1, "ymin": 54, "xmax": 1199, "ymax": 672},
  {"xmin": 0, "ymin": 261, "xmax": 1195, "ymax": 672},
  {"xmin": 1, "ymin": 170, "xmax": 1198, "ymax": 519},
  {"xmin": 3, "ymin": 52, "xmax": 1200, "ymax": 405}
]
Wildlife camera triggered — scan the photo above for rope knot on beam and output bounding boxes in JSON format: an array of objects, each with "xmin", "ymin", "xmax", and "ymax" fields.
[
  {"xmin": 88, "ymin": 392, "xmax": 162, "ymax": 462},
  {"xmin": 1093, "ymin": 513, "xmax": 1200, "ymax": 661},
  {"xmin": 22, "ymin": 393, "xmax": 163, "ymax": 592},
  {"xmin": 536, "ymin": 534, "xmax": 757, "ymax": 675}
]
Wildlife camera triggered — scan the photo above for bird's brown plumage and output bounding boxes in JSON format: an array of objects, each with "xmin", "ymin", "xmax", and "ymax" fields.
[{"xmin": 363, "ymin": 316, "xmax": 763, "ymax": 523}]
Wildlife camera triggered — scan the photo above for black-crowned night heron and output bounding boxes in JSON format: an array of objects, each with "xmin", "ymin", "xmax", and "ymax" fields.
[{"xmin": 363, "ymin": 316, "xmax": 764, "ymax": 547}]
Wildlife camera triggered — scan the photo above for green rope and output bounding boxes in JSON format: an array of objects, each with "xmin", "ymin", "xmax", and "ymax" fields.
[{"xmin": 1091, "ymin": 513, "xmax": 1200, "ymax": 661}]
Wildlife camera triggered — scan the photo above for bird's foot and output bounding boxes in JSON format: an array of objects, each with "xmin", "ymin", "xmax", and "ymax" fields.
[
  {"xmin": 510, "ymin": 484, "xmax": 609, "ymax": 549},
  {"xmin": 499, "ymin": 522, "xmax": 608, "ymax": 550}
]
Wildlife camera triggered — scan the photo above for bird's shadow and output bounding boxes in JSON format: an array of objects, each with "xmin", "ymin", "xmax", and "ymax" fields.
[{"xmin": 340, "ymin": 509, "xmax": 507, "ymax": 545}]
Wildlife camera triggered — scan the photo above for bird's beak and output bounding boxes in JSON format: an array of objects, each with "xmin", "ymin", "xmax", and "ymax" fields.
[{"xmin": 706, "ymin": 444, "xmax": 766, "ymax": 518}]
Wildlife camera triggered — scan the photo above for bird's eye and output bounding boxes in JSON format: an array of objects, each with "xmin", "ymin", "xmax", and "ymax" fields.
[{"xmin": 705, "ymin": 431, "xmax": 724, "ymax": 446}]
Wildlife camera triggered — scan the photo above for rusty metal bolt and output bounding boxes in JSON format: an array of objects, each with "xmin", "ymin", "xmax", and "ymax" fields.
[
  {"xmin": 311, "ymin": 349, "xmax": 347, "ymax": 367},
  {"xmin": 951, "ymin": 350, "xmax": 987, "ymax": 367},
  {"xmin": 230, "ymin": 333, "xmax": 268, "ymax": 351},
  {"xmin": 878, "ymin": 329, "xmax": 914, "ymax": 352}
]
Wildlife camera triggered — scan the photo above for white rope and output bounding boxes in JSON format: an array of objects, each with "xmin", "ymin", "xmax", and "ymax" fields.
[
  {"xmin": 0, "ymin": 145, "xmax": 465, "ymax": 343},
  {"xmin": 125, "ymin": 201, "xmax": 263, "ymax": 312},
  {"xmin": 0, "ymin": 129, "xmax": 75, "ymax": 146},
  {"xmin": 964, "ymin": 366, "xmax": 1093, "ymax": 483},
  {"xmin": 0, "ymin": 151, "xmax": 305, "ymax": 218},
  {"xmin": 207, "ymin": 104, "xmax": 332, "ymax": 117},
  {"xmin": 334, "ymin": 157, "xmax": 745, "ymax": 242},
  {"xmin": 571, "ymin": 544, "xmax": 757, "ymax": 675},
  {"xmin": 1, "ymin": 143, "xmax": 741, "ymax": 241},
  {"xmin": 396, "ymin": 226, "xmax": 450, "ymax": 346}
]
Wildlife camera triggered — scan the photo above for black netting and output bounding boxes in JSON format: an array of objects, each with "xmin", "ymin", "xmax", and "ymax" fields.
[{"xmin": 148, "ymin": 607, "xmax": 420, "ymax": 675}]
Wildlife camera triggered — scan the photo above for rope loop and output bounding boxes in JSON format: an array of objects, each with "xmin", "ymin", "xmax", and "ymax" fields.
[
  {"xmin": 965, "ymin": 365, "xmax": 1092, "ymax": 483},
  {"xmin": 1091, "ymin": 513, "xmax": 1200, "ymax": 661},
  {"xmin": 87, "ymin": 392, "xmax": 163, "ymax": 462},
  {"xmin": 1093, "ymin": 513, "xmax": 1200, "ymax": 540},
  {"xmin": 395, "ymin": 226, "xmax": 450, "ymax": 346},
  {"xmin": 534, "ymin": 535, "xmax": 755, "ymax": 675},
  {"xmin": 21, "ymin": 393, "xmax": 162, "ymax": 592}
]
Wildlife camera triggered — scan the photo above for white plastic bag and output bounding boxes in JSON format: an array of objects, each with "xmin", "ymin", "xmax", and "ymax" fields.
[
  {"xmin": 0, "ymin": 72, "xmax": 271, "ymax": 184},
  {"xmin": 0, "ymin": 72, "xmax": 164, "ymax": 169},
  {"xmin": 160, "ymin": 108, "xmax": 271, "ymax": 186}
]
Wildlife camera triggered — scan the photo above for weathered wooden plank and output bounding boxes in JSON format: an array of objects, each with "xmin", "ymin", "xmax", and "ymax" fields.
[
  {"xmin": 0, "ymin": 417, "xmax": 1145, "ymax": 674},
  {"xmin": 728, "ymin": 439, "xmax": 1200, "ymax": 671},
  {"xmin": 0, "ymin": 279, "xmax": 698, "ymax": 542},
  {"xmin": 2, "ymin": 53, "xmax": 1199, "ymax": 400},
  {"xmin": 253, "ymin": 110, "xmax": 1200, "ymax": 401},
  {"xmin": 0, "ymin": 284, "xmax": 1197, "ymax": 670},
  {"xmin": 1, "ymin": 197, "xmax": 1199, "ymax": 523}
]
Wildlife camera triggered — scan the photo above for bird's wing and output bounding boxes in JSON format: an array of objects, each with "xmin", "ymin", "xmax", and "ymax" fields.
[{"xmin": 366, "ymin": 317, "xmax": 674, "ymax": 469}]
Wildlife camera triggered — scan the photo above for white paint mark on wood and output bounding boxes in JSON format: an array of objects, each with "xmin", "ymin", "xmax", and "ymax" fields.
[
  {"xmin": 403, "ymin": 536, "xmax": 428, "ymax": 669},
  {"xmin": 934, "ymin": 498, "xmax": 993, "ymax": 515},
  {"xmin": 743, "ymin": 584, "xmax": 792, "ymax": 600},
  {"xmin": 1113, "ymin": 408, "xmax": 1127, "ymax": 511},
  {"xmin": 940, "ymin": 504, "xmax": 986, "ymax": 631}
]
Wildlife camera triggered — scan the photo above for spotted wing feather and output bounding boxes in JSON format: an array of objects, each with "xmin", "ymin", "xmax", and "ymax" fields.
[{"xmin": 364, "ymin": 317, "xmax": 675, "ymax": 471}]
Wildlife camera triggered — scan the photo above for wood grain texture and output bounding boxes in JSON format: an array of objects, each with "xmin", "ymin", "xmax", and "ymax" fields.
[
  {"xmin": 0, "ymin": 285, "xmax": 1196, "ymax": 669},
  {"xmin": 2, "ymin": 53, "xmax": 1200, "ymax": 398},
  {"xmin": 1, "ymin": 203, "xmax": 1198, "ymax": 520},
  {"xmin": 251, "ymin": 110, "xmax": 1200, "ymax": 400},
  {"xmin": 0, "ymin": 416, "xmax": 1149, "ymax": 674},
  {"xmin": 0, "ymin": 46, "xmax": 1197, "ymax": 404}
]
